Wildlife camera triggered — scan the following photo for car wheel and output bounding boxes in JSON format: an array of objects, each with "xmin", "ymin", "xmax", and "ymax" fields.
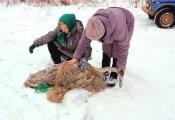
[{"xmin": 154, "ymin": 8, "xmax": 175, "ymax": 28}]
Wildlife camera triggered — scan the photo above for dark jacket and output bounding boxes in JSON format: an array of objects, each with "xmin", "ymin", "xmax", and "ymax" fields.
[{"xmin": 33, "ymin": 20, "xmax": 92, "ymax": 58}]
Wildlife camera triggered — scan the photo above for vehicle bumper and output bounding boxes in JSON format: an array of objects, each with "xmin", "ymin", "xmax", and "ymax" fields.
[{"xmin": 141, "ymin": 4, "xmax": 155, "ymax": 16}]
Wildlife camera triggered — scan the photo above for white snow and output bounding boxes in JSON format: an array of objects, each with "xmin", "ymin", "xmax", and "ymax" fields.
[{"xmin": 0, "ymin": 1, "xmax": 175, "ymax": 120}]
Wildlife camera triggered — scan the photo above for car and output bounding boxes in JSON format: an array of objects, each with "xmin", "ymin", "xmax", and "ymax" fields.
[{"xmin": 142, "ymin": 0, "xmax": 175, "ymax": 28}]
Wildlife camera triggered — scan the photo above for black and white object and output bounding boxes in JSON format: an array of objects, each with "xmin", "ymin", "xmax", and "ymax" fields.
[
  {"xmin": 78, "ymin": 57, "xmax": 88, "ymax": 72},
  {"xmin": 106, "ymin": 77, "xmax": 117, "ymax": 87}
]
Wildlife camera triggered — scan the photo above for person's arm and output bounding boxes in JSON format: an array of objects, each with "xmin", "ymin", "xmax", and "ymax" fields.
[
  {"xmin": 33, "ymin": 28, "xmax": 58, "ymax": 47},
  {"xmin": 68, "ymin": 30, "xmax": 92, "ymax": 64},
  {"xmin": 116, "ymin": 10, "xmax": 134, "ymax": 70},
  {"xmin": 29, "ymin": 28, "xmax": 58, "ymax": 54},
  {"xmin": 115, "ymin": 39, "xmax": 130, "ymax": 71},
  {"xmin": 127, "ymin": 13, "xmax": 134, "ymax": 40}
]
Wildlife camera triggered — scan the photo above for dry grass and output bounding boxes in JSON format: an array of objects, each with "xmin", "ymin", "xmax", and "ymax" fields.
[{"xmin": 1, "ymin": 0, "xmax": 104, "ymax": 6}]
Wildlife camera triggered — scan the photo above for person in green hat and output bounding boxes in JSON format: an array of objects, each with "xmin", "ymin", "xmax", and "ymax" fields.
[{"xmin": 29, "ymin": 14, "xmax": 91, "ymax": 64}]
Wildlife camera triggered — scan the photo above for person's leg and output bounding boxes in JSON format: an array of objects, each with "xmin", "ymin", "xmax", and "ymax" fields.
[
  {"xmin": 110, "ymin": 58, "xmax": 118, "ymax": 79},
  {"xmin": 47, "ymin": 41, "xmax": 61, "ymax": 64},
  {"xmin": 102, "ymin": 52, "xmax": 111, "ymax": 81},
  {"xmin": 102, "ymin": 52, "xmax": 111, "ymax": 68}
]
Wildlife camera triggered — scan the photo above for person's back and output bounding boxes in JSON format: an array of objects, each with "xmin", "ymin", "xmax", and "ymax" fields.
[{"xmin": 93, "ymin": 7, "xmax": 134, "ymax": 44}]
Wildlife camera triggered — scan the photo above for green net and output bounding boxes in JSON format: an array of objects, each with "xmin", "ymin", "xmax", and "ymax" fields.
[{"xmin": 35, "ymin": 83, "xmax": 50, "ymax": 93}]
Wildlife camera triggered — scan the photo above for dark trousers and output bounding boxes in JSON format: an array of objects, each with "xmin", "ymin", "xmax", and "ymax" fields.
[
  {"xmin": 47, "ymin": 41, "xmax": 71, "ymax": 64},
  {"xmin": 102, "ymin": 52, "xmax": 118, "ymax": 79}
]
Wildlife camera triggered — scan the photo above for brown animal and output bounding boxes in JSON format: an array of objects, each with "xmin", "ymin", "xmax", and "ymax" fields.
[{"xmin": 24, "ymin": 62, "xmax": 124, "ymax": 103}]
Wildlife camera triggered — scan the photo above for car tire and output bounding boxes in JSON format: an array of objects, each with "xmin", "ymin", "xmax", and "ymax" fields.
[{"xmin": 154, "ymin": 8, "xmax": 175, "ymax": 28}]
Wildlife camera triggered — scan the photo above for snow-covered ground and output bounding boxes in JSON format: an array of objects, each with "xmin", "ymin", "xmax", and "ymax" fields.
[{"xmin": 0, "ymin": 1, "xmax": 175, "ymax": 120}]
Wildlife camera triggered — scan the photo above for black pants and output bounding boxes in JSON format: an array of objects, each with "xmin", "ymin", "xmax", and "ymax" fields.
[
  {"xmin": 102, "ymin": 52, "xmax": 118, "ymax": 79},
  {"xmin": 47, "ymin": 41, "xmax": 71, "ymax": 64}
]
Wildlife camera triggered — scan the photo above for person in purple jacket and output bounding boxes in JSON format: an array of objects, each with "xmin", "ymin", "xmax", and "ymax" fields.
[{"xmin": 68, "ymin": 7, "xmax": 134, "ymax": 84}]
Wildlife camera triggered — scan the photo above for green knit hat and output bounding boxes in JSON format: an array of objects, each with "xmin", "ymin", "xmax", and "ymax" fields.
[{"xmin": 59, "ymin": 14, "xmax": 76, "ymax": 32}]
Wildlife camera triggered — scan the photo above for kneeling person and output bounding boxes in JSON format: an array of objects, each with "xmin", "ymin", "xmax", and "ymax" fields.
[{"xmin": 29, "ymin": 14, "xmax": 91, "ymax": 64}]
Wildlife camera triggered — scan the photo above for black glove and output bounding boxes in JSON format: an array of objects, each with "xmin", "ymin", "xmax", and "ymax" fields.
[{"xmin": 29, "ymin": 44, "xmax": 36, "ymax": 54}]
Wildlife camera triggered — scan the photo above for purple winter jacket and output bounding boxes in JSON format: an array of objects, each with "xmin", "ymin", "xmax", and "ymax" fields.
[{"xmin": 73, "ymin": 7, "xmax": 134, "ymax": 70}]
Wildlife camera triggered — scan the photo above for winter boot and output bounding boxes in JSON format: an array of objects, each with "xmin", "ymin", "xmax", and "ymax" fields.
[{"xmin": 106, "ymin": 77, "xmax": 117, "ymax": 87}]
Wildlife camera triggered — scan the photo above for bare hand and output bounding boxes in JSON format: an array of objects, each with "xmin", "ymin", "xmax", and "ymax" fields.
[
  {"xmin": 68, "ymin": 58, "xmax": 78, "ymax": 64},
  {"xmin": 118, "ymin": 68, "xmax": 124, "ymax": 77}
]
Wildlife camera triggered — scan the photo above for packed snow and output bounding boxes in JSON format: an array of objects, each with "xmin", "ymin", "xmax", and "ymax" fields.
[{"xmin": 0, "ymin": 1, "xmax": 175, "ymax": 120}]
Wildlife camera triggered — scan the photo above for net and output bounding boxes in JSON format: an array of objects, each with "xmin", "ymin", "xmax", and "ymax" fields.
[{"xmin": 24, "ymin": 62, "xmax": 106, "ymax": 103}]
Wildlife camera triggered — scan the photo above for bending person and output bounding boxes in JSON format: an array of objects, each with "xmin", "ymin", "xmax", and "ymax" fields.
[{"xmin": 68, "ymin": 7, "xmax": 134, "ymax": 82}]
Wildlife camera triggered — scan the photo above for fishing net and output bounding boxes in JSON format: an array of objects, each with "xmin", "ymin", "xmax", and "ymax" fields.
[{"xmin": 24, "ymin": 62, "xmax": 106, "ymax": 103}]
